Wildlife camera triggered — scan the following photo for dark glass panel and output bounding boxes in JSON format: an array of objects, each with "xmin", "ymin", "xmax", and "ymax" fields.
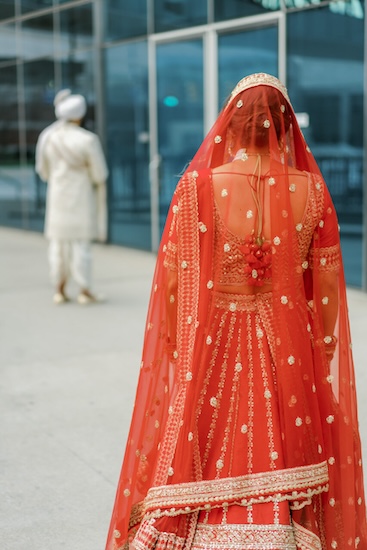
[
  {"xmin": 21, "ymin": 0, "xmax": 52, "ymax": 14},
  {"xmin": 60, "ymin": 50, "xmax": 96, "ymax": 131},
  {"xmin": 60, "ymin": 5, "xmax": 93, "ymax": 53},
  {"xmin": 0, "ymin": 2, "xmax": 15, "ymax": 20},
  {"xmin": 105, "ymin": 0, "xmax": 147, "ymax": 41},
  {"xmin": 215, "ymin": 0, "xmax": 278, "ymax": 22},
  {"xmin": 154, "ymin": 0, "xmax": 206, "ymax": 33},
  {"xmin": 0, "ymin": 63, "xmax": 22, "ymax": 230},
  {"xmin": 287, "ymin": 4, "xmax": 364, "ymax": 286},
  {"xmin": 21, "ymin": 14, "xmax": 54, "ymax": 61},
  {"xmin": 105, "ymin": 41, "xmax": 150, "ymax": 249},
  {"xmin": 156, "ymin": 39, "xmax": 204, "ymax": 230},
  {"xmin": 0, "ymin": 23, "xmax": 17, "ymax": 64},
  {"xmin": 218, "ymin": 26, "xmax": 278, "ymax": 108}
]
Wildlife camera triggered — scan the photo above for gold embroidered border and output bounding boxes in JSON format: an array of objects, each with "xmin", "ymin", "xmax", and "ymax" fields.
[
  {"xmin": 133, "ymin": 518, "xmax": 186, "ymax": 550},
  {"xmin": 145, "ymin": 461, "xmax": 328, "ymax": 512},
  {"xmin": 191, "ymin": 523, "xmax": 296, "ymax": 550},
  {"xmin": 308, "ymin": 244, "xmax": 340, "ymax": 272},
  {"xmin": 292, "ymin": 520, "xmax": 322, "ymax": 550},
  {"xmin": 129, "ymin": 501, "xmax": 144, "ymax": 529},
  {"xmin": 213, "ymin": 291, "xmax": 273, "ymax": 312}
]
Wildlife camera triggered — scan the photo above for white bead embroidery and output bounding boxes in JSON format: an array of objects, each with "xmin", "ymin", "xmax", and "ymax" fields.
[
  {"xmin": 123, "ymin": 489, "xmax": 131, "ymax": 497},
  {"xmin": 295, "ymin": 417, "xmax": 303, "ymax": 427},
  {"xmin": 322, "ymin": 296, "xmax": 329, "ymax": 305},
  {"xmin": 236, "ymin": 100, "xmax": 243, "ymax": 108},
  {"xmin": 326, "ymin": 415, "xmax": 334, "ymax": 424},
  {"xmin": 206, "ymin": 336, "xmax": 212, "ymax": 345},
  {"xmin": 268, "ymin": 177, "xmax": 276, "ymax": 186},
  {"xmin": 224, "ymin": 243, "xmax": 231, "ymax": 252},
  {"xmin": 210, "ymin": 397, "xmax": 218, "ymax": 407},
  {"xmin": 241, "ymin": 424, "xmax": 248, "ymax": 434},
  {"xmin": 263, "ymin": 119, "xmax": 271, "ymax": 128},
  {"xmin": 281, "ymin": 295, "xmax": 288, "ymax": 304},
  {"xmin": 288, "ymin": 355, "xmax": 295, "ymax": 365},
  {"xmin": 289, "ymin": 183, "xmax": 296, "ymax": 192},
  {"xmin": 214, "ymin": 135, "xmax": 222, "ymax": 144},
  {"xmin": 273, "ymin": 236, "xmax": 281, "ymax": 245},
  {"xmin": 186, "ymin": 372, "xmax": 193, "ymax": 381},
  {"xmin": 221, "ymin": 188, "xmax": 228, "ymax": 197},
  {"xmin": 172, "ymin": 205, "xmax": 178, "ymax": 213},
  {"xmin": 207, "ymin": 280, "xmax": 214, "ymax": 289},
  {"xmin": 246, "ymin": 210, "xmax": 253, "ymax": 218},
  {"xmin": 198, "ymin": 222, "xmax": 207, "ymax": 232}
]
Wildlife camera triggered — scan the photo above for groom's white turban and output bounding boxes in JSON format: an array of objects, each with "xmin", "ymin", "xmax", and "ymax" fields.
[{"xmin": 54, "ymin": 89, "xmax": 87, "ymax": 121}]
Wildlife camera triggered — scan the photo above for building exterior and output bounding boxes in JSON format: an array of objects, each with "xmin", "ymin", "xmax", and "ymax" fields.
[{"xmin": 0, "ymin": 0, "xmax": 365, "ymax": 286}]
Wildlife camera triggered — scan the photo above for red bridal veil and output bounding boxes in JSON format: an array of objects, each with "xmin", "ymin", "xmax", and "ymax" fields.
[{"xmin": 106, "ymin": 73, "xmax": 367, "ymax": 550}]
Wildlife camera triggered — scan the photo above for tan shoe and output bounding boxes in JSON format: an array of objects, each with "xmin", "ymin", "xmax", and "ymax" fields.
[
  {"xmin": 53, "ymin": 292, "xmax": 70, "ymax": 305},
  {"xmin": 77, "ymin": 292, "xmax": 105, "ymax": 305}
]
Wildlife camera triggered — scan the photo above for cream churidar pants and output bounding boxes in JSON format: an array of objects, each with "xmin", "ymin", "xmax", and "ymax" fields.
[{"xmin": 48, "ymin": 240, "xmax": 92, "ymax": 289}]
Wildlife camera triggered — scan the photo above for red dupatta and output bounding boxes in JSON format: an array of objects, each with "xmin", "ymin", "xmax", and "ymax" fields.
[{"xmin": 106, "ymin": 73, "xmax": 367, "ymax": 550}]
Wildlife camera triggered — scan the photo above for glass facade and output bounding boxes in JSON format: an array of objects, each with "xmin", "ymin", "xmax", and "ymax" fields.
[{"xmin": 0, "ymin": 0, "xmax": 365, "ymax": 286}]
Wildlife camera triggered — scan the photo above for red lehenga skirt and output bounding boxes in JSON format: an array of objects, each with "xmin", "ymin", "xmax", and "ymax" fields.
[
  {"xmin": 133, "ymin": 290, "xmax": 326, "ymax": 550},
  {"xmin": 191, "ymin": 290, "xmax": 296, "ymax": 549}
]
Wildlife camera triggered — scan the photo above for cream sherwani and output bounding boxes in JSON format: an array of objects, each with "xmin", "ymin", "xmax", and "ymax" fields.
[{"xmin": 36, "ymin": 121, "xmax": 109, "ymax": 288}]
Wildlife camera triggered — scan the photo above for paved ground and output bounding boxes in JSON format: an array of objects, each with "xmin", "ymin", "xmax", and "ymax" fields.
[{"xmin": 1, "ymin": 227, "xmax": 367, "ymax": 550}]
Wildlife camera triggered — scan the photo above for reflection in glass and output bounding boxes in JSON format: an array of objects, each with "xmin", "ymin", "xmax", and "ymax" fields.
[
  {"xmin": 218, "ymin": 27, "xmax": 278, "ymax": 108},
  {"xmin": 105, "ymin": 41, "xmax": 150, "ymax": 248},
  {"xmin": 215, "ymin": 0, "xmax": 277, "ymax": 22},
  {"xmin": 154, "ymin": 0, "xmax": 206, "ymax": 32},
  {"xmin": 287, "ymin": 6, "xmax": 364, "ymax": 286},
  {"xmin": 0, "ymin": 63, "xmax": 22, "ymax": 230},
  {"xmin": 105, "ymin": 0, "xmax": 147, "ymax": 41},
  {"xmin": 0, "ymin": 2, "xmax": 15, "ymax": 20},
  {"xmin": 0, "ymin": 23, "xmax": 17, "ymax": 64},
  {"xmin": 21, "ymin": 0, "xmax": 52, "ymax": 14},
  {"xmin": 157, "ymin": 39, "xmax": 204, "ymax": 228},
  {"xmin": 21, "ymin": 14, "xmax": 54, "ymax": 61},
  {"xmin": 61, "ymin": 50, "xmax": 96, "ymax": 131},
  {"xmin": 60, "ymin": 5, "xmax": 93, "ymax": 53}
]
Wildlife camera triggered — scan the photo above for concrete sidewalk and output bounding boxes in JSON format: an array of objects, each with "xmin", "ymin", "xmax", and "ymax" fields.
[{"xmin": 1, "ymin": 227, "xmax": 367, "ymax": 550}]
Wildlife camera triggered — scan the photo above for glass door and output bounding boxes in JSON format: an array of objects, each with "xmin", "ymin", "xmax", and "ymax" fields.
[{"xmin": 155, "ymin": 39, "xmax": 204, "ymax": 233}]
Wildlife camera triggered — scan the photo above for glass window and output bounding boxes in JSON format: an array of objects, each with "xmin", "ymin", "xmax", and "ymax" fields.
[
  {"xmin": 60, "ymin": 5, "xmax": 94, "ymax": 53},
  {"xmin": 21, "ymin": 0, "xmax": 52, "ymax": 14},
  {"xmin": 104, "ymin": 0, "xmax": 147, "ymax": 41},
  {"xmin": 0, "ymin": 64, "xmax": 18, "ymax": 165},
  {"xmin": 215, "ymin": 0, "xmax": 279, "ymax": 22},
  {"xmin": 156, "ymin": 39, "xmax": 204, "ymax": 230},
  {"xmin": 21, "ymin": 14, "xmax": 54, "ymax": 61},
  {"xmin": 105, "ymin": 41, "xmax": 150, "ymax": 249},
  {"xmin": 154, "ymin": 0, "xmax": 206, "ymax": 33},
  {"xmin": 0, "ymin": 2, "xmax": 15, "ymax": 20},
  {"xmin": 218, "ymin": 26, "xmax": 278, "ymax": 108},
  {"xmin": 287, "ymin": 5, "xmax": 364, "ymax": 287},
  {"xmin": 60, "ymin": 50, "xmax": 96, "ymax": 131},
  {"xmin": 0, "ymin": 23, "xmax": 17, "ymax": 64},
  {"xmin": 0, "ymin": 63, "xmax": 22, "ymax": 230}
]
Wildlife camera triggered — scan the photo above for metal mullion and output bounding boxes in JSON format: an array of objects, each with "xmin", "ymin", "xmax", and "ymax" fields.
[
  {"xmin": 204, "ymin": 29, "xmax": 218, "ymax": 133},
  {"xmin": 278, "ymin": 10, "xmax": 286, "ymax": 83},
  {"xmin": 363, "ymin": 9, "xmax": 367, "ymax": 290},
  {"xmin": 148, "ymin": 37, "xmax": 160, "ymax": 252}
]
